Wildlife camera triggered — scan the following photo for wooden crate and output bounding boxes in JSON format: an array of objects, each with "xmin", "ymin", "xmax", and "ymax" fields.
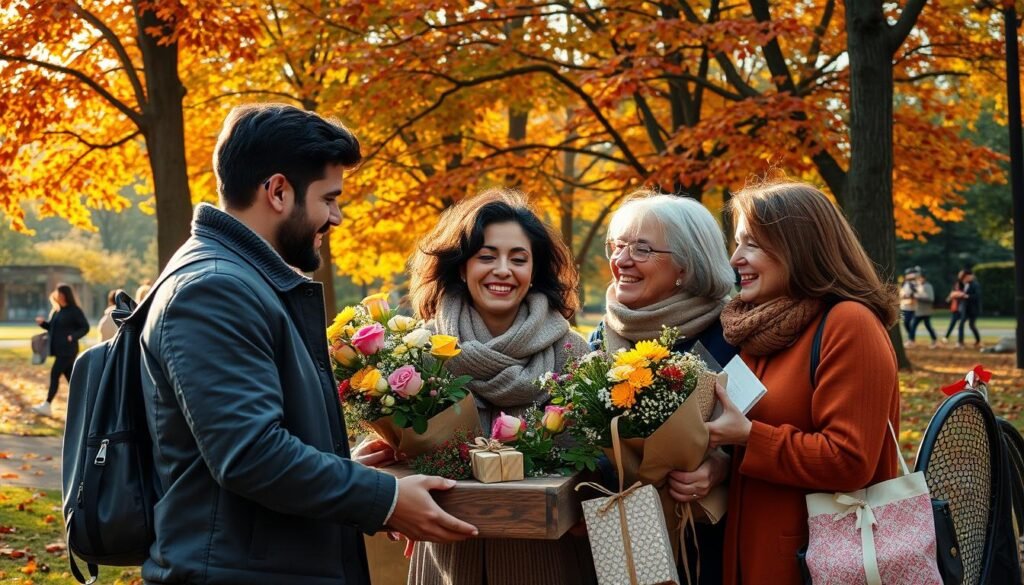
[{"xmin": 381, "ymin": 464, "xmax": 586, "ymax": 540}]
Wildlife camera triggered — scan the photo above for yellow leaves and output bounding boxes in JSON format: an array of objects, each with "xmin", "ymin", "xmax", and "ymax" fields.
[{"xmin": 34, "ymin": 233, "xmax": 129, "ymax": 287}]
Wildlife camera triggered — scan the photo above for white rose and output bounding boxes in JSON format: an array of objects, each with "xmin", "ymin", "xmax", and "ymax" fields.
[
  {"xmin": 402, "ymin": 328, "xmax": 432, "ymax": 348},
  {"xmin": 387, "ymin": 315, "xmax": 418, "ymax": 333}
]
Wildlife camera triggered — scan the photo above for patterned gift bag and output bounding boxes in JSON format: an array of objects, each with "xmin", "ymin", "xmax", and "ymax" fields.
[
  {"xmin": 804, "ymin": 422, "xmax": 943, "ymax": 585},
  {"xmin": 578, "ymin": 416, "xmax": 680, "ymax": 585}
]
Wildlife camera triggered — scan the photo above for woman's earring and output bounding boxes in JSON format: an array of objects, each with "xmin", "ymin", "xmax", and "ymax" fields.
[{"xmin": 675, "ymin": 278, "xmax": 682, "ymax": 287}]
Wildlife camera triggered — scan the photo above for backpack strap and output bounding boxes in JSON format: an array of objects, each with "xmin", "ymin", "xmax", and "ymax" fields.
[
  {"xmin": 66, "ymin": 511, "xmax": 98, "ymax": 584},
  {"xmin": 809, "ymin": 304, "xmax": 836, "ymax": 388}
]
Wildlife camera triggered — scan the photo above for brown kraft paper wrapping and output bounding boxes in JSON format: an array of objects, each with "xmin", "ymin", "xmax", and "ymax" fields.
[
  {"xmin": 470, "ymin": 448, "xmax": 525, "ymax": 483},
  {"xmin": 368, "ymin": 393, "xmax": 483, "ymax": 460},
  {"xmin": 603, "ymin": 371, "xmax": 728, "ymax": 553}
]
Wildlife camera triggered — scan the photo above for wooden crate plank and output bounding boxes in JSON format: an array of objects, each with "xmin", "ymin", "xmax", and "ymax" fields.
[{"xmin": 380, "ymin": 464, "xmax": 585, "ymax": 539}]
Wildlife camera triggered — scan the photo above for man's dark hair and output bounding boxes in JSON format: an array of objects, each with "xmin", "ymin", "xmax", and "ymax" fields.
[{"xmin": 213, "ymin": 103, "xmax": 361, "ymax": 209}]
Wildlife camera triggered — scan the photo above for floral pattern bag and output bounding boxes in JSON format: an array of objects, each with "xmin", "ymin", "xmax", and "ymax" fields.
[{"xmin": 803, "ymin": 422, "xmax": 943, "ymax": 585}]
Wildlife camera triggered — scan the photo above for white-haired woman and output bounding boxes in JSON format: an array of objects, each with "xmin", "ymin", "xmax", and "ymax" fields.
[{"xmin": 589, "ymin": 190, "xmax": 736, "ymax": 584}]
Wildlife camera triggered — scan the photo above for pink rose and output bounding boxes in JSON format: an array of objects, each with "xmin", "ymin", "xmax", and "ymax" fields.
[
  {"xmin": 351, "ymin": 323, "xmax": 386, "ymax": 355},
  {"xmin": 491, "ymin": 412, "xmax": 525, "ymax": 442},
  {"xmin": 388, "ymin": 365, "xmax": 424, "ymax": 398}
]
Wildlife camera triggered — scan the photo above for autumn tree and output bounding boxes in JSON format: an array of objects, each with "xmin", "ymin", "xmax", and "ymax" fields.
[
  {"xmin": 301, "ymin": 1, "xmax": 1005, "ymax": 303},
  {"xmin": 0, "ymin": 0, "xmax": 260, "ymax": 268}
]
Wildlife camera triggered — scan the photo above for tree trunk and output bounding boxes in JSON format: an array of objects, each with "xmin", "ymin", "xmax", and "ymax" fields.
[
  {"xmin": 845, "ymin": 2, "xmax": 910, "ymax": 369},
  {"xmin": 506, "ymin": 108, "xmax": 528, "ymax": 187},
  {"xmin": 135, "ymin": 2, "xmax": 192, "ymax": 270},
  {"xmin": 561, "ymin": 122, "xmax": 579, "ymax": 325},
  {"xmin": 314, "ymin": 235, "xmax": 337, "ymax": 320}
]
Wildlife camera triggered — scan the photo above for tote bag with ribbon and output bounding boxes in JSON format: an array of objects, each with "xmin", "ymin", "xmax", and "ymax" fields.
[{"xmin": 803, "ymin": 421, "xmax": 943, "ymax": 584}]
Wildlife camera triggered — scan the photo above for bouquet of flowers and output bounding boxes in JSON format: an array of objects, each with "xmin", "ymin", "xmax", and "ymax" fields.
[
  {"xmin": 328, "ymin": 293, "xmax": 482, "ymax": 459},
  {"xmin": 541, "ymin": 327, "xmax": 727, "ymax": 549}
]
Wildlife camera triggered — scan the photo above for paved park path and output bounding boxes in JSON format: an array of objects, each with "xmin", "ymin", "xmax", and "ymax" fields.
[{"xmin": 0, "ymin": 434, "xmax": 62, "ymax": 491}]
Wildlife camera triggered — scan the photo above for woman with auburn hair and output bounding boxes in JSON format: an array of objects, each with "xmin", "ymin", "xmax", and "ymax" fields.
[
  {"xmin": 705, "ymin": 181, "xmax": 900, "ymax": 584},
  {"xmin": 404, "ymin": 188, "xmax": 592, "ymax": 585}
]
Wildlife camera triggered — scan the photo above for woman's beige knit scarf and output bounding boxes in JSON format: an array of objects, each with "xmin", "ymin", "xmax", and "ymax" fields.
[{"xmin": 603, "ymin": 285, "xmax": 728, "ymax": 353}]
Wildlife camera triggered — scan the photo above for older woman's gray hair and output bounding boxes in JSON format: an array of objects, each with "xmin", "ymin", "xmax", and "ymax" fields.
[{"xmin": 607, "ymin": 190, "xmax": 734, "ymax": 299}]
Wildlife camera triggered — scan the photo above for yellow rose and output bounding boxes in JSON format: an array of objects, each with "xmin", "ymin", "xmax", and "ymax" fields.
[
  {"xmin": 362, "ymin": 292, "xmax": 391, "ymax": 321},
  {"xmin": 351, "ymin": 367, "xmax": 387, "ymax": 397},
  {"xmin": 387, "ymin": 315, "xmax": 418, "ymax": 333},
  {"xmin": 393, "ymin": 344, "xmax": 409, "ymax": 356},
  {"xmin": 607, "ymin": 364, "xmax": 635, "ymax": 383},
  {"xmin": 326, "ymin": 306, "xmax": 358, "ymax": 342},
  {"xmin": 429, "ymin": 335, "xmax": 461, "ymax": 359},
  {"xmin": 331, "ymin": 343, "xmax": 359, "ymax": 367}
]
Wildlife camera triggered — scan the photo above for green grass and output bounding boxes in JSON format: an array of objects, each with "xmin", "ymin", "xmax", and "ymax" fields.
[
  {"xmin": 0, "ymin": 326, "xmax": 43, "ymax": 342},
  {"xmin": 0, "ymin": 487, "xmax": 142, "ymax": 584}
]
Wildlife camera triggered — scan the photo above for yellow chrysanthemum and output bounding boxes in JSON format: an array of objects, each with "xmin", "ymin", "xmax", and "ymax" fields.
[
  {"xmin": 326, "ymin": 306, "xmax": 357, "ymax": 341},
  {"xmin": 611, "ymin": 382, "xmax": 638, "ymax": 409},
  {"xmin": 627, "ymin": 367, "xmax": 654, "ymax": 389},
  {"xmin": 635, "ymin": 340, "xmax": 670, "ymax": 363},
  {"xmin": 614, "ymin": 349, "xmax": 648, "ymax": 368}
]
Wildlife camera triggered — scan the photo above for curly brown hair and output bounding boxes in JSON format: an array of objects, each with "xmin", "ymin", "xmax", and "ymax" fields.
[{"xmin": 408, "ymin": 189, "xmax": 580, "ymax": 320}]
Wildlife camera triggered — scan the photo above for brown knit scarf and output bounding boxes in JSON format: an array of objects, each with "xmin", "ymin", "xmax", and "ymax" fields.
[{"xmin": 719, "ymin": 296, "xmax": 825, "ymax": 356}]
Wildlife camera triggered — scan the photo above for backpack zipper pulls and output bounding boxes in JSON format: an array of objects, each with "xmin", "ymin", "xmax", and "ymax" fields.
[
  {"xmin": 76, "ymin": 482, "xmax": 83, "ymax": 506},
  {"xmin": 94, "ymin": 439, "xmax": 109, "ymax": 466}
]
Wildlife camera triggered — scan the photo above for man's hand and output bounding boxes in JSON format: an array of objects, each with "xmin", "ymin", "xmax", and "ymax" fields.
[
  {"xmin": 668, "ymin": 448, "xmax": 730, "ymax": 503},
  {"xmin": 352, "ymin": 437, "xmax": 395, "ymax": 468},
  {"xmin": 385, "ymin": 475, "xmax": 478, "ymax": 543}
]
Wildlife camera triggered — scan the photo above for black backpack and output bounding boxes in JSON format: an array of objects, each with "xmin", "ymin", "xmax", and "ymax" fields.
[{"xmin": 62, "ymin": 254, "xmax": 205, "ymax": 584}]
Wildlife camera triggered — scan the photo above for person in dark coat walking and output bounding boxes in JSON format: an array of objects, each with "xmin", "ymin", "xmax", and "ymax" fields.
[
  {"xmin": 957, "ymin": 269, "xmax": 983, "ymax": 348},
  {"xmin": 32, "ymin": 283, "xmax": 89, "ymax": 417}
]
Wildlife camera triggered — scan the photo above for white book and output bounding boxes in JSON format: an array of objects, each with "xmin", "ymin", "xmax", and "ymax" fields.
[
  {"xmin": 690, "ymin": 342, "xmax": 767, "ymax": 418},
  {"xmin": 720, "ymin": 355, "xmax": 767, "ymax": 416}
]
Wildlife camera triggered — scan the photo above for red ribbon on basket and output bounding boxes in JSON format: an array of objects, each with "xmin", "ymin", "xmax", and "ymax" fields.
[{"xmin": 940, "ymin": 364, "xmax": 992, "ymax": 396}]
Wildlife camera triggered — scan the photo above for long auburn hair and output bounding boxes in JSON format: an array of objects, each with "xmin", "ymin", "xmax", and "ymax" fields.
[
  {"xmin": 408, "ymin": 189, "xmax": 579, "ymax": 320},
  {"xmin": 730, "ymin": 181, "xmax": 899, "ymax": 327}
]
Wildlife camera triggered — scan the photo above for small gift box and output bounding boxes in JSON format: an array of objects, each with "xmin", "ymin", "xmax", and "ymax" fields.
[
  {"xmin": 468, "ymin": 438, "xmax": 524, "ymax": 483},
  {"xmin": 580, "ymin": 482, "xmax": 679, "ymax": 585}
]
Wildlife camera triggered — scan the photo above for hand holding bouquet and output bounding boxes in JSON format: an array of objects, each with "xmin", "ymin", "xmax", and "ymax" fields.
[
  {"xmin": 328, "ymin": 293, "xmax": 482, "ymax": 458},
  {"xmin": 542, "ymin": 327, "xmax": 726, "ymax": 552}
]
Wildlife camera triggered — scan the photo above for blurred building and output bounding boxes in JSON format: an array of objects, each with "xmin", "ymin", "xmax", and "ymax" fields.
[{"xmin": 0, "ymin": 265, "xmax": 92, "ymax": 322}]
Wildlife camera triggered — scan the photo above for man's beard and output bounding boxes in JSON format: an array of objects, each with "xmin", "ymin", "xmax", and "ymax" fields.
[{"xmin": 277, "ymin": 204, "xmax": 330, "ymax": 272}]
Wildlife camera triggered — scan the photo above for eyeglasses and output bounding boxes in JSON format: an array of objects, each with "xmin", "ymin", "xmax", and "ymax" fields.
[{"xmin": 605, "ymin": 240, "xmax": 672, "ymax": 263}]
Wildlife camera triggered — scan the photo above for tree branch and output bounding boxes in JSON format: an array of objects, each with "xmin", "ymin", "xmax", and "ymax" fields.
[
  {"xmin": 372, "ymin": 66, "xmax": 648, "ymax": 176},
  {"xmin": 43, "ymin": 129, "xmax": 141, "ymax": 150},
  {"xmin": 895, "ymin": 70, "xmax": 969, "ymax": 83},
  {"xmin": 69, "ymin": 2, "xmax": 147, "ymax": 108},
  {"xmin": 185, "ymin": 89, "xmax": 304, "ymax": 109},
  {"xmin": 888, "ymin": 0, "xmax": 928, "ymax": 52},
  {"xmin": 0, "ymin": 54, "xmax": 142, "ymax": 125}
]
